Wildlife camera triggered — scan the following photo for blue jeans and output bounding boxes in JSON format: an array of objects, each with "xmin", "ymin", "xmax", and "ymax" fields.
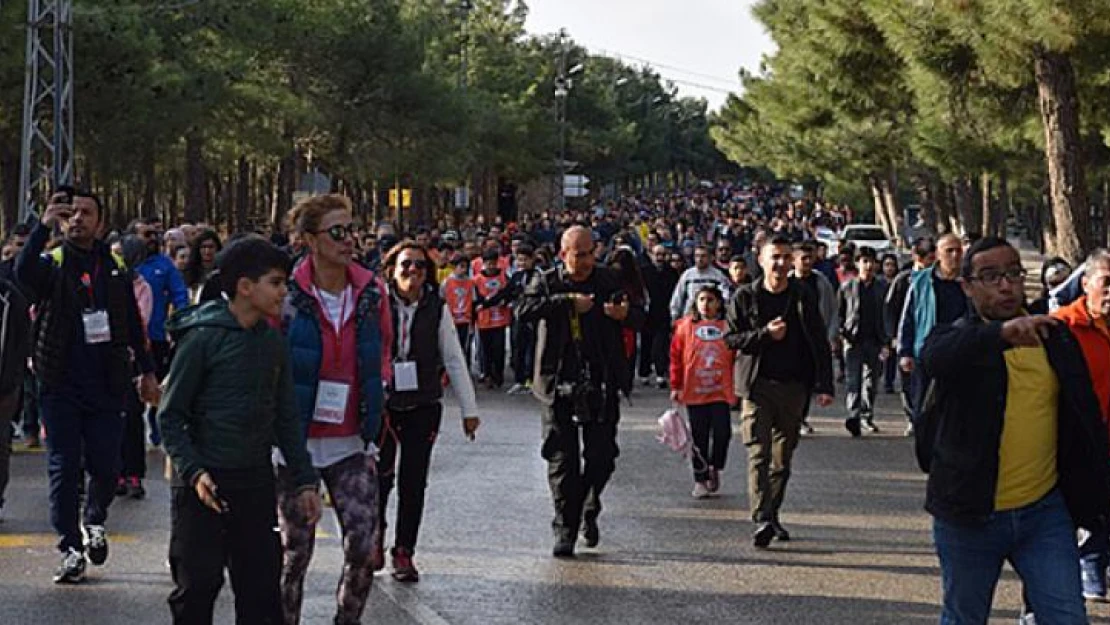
[
  {"xmin": 41, "ymin": 390, "xmax": 124, "ymax": 552},
  {"xmin": 933, "ymin": 489, "xmax": 1086, "ymax": 624},
  {"xmin": 1079, "ymin": 526, "xmax": 1108, "ymax": 597}
]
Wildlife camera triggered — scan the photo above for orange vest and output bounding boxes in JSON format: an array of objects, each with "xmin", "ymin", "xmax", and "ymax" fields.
[
  {"xmin": 669, "ymin": 317, "xmax": 736, "ymax": 406},
  {"xmin": 442, "ymin": 275, "xmax": 475, "ymax": 325},
  {"xmin": 471, "ymin": 255, "xmax": 510, "ymax": 278},
  {"xmin": 475, "ymin": 269, "xmax": 511, "ymax": 330}
]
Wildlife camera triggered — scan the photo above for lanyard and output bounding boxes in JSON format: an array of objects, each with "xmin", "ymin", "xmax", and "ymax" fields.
[
  {"xmin": 569, "ymin": 309, "xmax": 583, "ymax": 341},
  {"xmin": 80, "ymin": 259, "xmax": 102, "ymax": 309}
]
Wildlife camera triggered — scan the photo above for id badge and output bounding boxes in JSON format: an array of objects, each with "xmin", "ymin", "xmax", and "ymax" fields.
[
  {"xmin": 82, "ymin": 310, "xmax": 111, "ymax": 345},
  {"xmin": 313, "ymin": 380, "xmax": 351, "ymax": 424},
  {"xmin": 393, "ymin": 361, "xmax": 419, "ymax": 392}
]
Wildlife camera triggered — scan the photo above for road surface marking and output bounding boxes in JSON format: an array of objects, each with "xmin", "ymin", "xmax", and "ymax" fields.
[{"xmin": 0, "ymin": 533, "xmax": 139, "ymax": 548}]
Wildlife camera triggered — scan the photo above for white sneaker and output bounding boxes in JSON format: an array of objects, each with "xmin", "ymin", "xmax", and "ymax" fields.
[
  {"xmin": 800, "ymin": 422, "xmax": 814, "ymax": 435},
  {"xmin": 692, "ymin": 482, "xmax": 711, "ymax": 499},
  {"xmin": 506, "ymin": 383, "xmax": 527, "ymax": 395},
  {"xmin": 1018, "ymin": 612, "xmax": 1036, "ymax": 625},
  {"xmin": 904, "ymin": 422, "xmax": 915, "ymax": 437},
  {"xmin": 84, "ymin": 525, "xmax": 109, "ymax": 566}
]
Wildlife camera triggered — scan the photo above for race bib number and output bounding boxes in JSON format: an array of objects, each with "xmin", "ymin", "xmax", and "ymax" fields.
[
  {"xmin": 313, "ymin": 380, "xmax": 351, "ymax": 424},
  {"xmin": 393, "ymin": 361, "xmax": 419, "ymax": 392},
  {"xmin": 82, "ymin": 311, "xmax": 111, "ymax": 344}
]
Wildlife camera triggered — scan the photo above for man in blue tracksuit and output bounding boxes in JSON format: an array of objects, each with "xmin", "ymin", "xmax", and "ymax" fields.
[
  {"xmin": 128, "ymin": 218, "xmax": 189, "ymax": 442},
  {"xmin": 17, "ymin": 189, "xmax": 159, "ymax": 584}
]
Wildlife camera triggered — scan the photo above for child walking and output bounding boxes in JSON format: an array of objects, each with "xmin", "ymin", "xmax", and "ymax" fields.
[
  {"xmin": 670, "ymin": 285, "xmax": 736, "ymax": 499},
  {"xmin": 159, "ymin": 237, "xmax": 321, "ymax": 625}
]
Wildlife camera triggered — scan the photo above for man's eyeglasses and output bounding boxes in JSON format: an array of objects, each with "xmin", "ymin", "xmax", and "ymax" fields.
[
  {"xmin": 968, "ymin": 267, "xmax": 1026, "ymax": 286},
  {"xmin": 313, "ymin": 224, "xmax": 356, "ymax": 241},
  {"xmin": 399, "ymin": 259, "xmax": 428, "ymax": 271}
]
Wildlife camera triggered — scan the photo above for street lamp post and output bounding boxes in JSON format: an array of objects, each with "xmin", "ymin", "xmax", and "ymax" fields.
[
  {"xmin": 456, "ymin": 0, "xmax": 473, "ymax": 216},
  {"xmin": 554, "ymin": 29, "xmax": 581, "ymax": 212}
]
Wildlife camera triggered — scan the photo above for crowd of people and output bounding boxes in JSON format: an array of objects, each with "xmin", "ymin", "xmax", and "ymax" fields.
[{"xmin": 0, "ymin": 178, "xmax": 1105, "ymax": 624}]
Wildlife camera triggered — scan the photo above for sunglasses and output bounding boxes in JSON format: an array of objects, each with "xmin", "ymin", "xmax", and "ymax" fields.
[
  {"xmin": 399, "ymin": 259, "xmax": 428, "ymax": 271},
  {"xmin": 314, "ymin": 224, "xmax": 356, "ymax": 241}
]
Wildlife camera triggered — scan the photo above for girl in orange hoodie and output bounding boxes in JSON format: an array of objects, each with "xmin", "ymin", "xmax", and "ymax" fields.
[{"xmin": 670, "ymin": 285, "xmax": 736, "ymax": 498}]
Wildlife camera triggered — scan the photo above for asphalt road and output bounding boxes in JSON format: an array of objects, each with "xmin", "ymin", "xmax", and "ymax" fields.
[{"xmin": 1, "ymin": 381, "xmax": 1106, "ymax": 625}]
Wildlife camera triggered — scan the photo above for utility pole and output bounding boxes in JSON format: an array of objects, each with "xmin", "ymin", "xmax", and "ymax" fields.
[
  {"xmin": 19, "ymin": 0, "xmax": 74, "ymax": 222},
  {"xmin": 455, "ymin": 0, "xmax": 473, "ymax": 219},
  {"xmin": 554, "ymin": 28, "xmax": 569, "ymax": 212}
]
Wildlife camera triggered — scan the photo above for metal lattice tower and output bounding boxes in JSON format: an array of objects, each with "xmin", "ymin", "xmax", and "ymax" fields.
[{"xmin": 18, "ymin": 0, "xmax": 74, "ymax": 221}]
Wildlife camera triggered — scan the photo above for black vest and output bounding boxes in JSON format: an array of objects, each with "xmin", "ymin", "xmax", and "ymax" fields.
[
  {"xmin": 386, "ymin": 284, "xmax": 445, "ymax": 412},
  {"xmin": 32, "ymin": 244, "xmax": 133, "ymax": 396}
]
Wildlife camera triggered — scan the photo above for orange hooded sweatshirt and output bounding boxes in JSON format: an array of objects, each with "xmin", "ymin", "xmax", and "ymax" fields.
[{"xmin": 670, "ymin": 316, "xmax": 736, "ymax": 407}]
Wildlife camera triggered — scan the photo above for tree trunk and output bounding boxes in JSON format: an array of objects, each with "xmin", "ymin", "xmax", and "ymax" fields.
[
  {"xmin": 0, "ymin": 144, "xmax": 19, "ymax": 234},
  {"xmin": 934, "ymin": 178, "xmax": 954, "ymax": 235},
  {"xmin": 912, "ymin": 171, "xmax": 938, "ymax": 236},
  {"xmin": 882, "ymin": 168, "xmax": 904, "ymax": 246},
  {"xmin": 235, "ymin": 156, "xmax": 249, "ymax": 232},
  {"xmin": 141, "ymin": 148, "xmax": 156, "ymax": 219},
  {"xmin": 870, "ymin": 175, "xmax": 892, "ymax": 239},
  {"xmin": 1034, "ymin": 47, "xmax": 1088, "ymax": 264},
  {"xmin": 997, "ymin": 172, "xmax": 1011, "ymax": 239},
  {"xmin": 275, "ymin": 150, "xmax": 295, "ymax": 231},
  {"xmin": 952, "ymin": 177, "xmax": 979, "ymax": 236},
  {"xmin": 184, "ymin": 129, "xmax": 207, "ymax": 224}
]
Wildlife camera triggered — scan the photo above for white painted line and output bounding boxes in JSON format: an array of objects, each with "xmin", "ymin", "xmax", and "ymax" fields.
[
  {"xmin": 376, "ymin": 581, "xmax": 454, "ymax": 625},
  {"xmin": 321, "ymin": 505, "xmax": 452, "ymax": 625}
]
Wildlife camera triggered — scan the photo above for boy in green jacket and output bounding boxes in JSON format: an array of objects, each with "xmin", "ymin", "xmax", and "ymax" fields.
[{"xmin": 158, "ymin": 236, "xmax": 320, "ymax": 625}]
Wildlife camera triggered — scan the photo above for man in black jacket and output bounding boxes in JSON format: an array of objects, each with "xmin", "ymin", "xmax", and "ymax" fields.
[
  {"xmin": 837, "ymin": 246, "xmax": 889, "ymax": 437},
  {"xmin": 725, "ymin": 235, "xmax": 834, "ymax": 548},
  {"xmin": 15, "ymin": 190, "xmax": 159, "ymax": 584},
  {"xmin": 919, "ymin": 237, "xmax": 1110, "ymax": 624},
  {"xmin": 517, "ymin": 226, "xmax": 645, "ymax": 558},
  {"xmin": 639, "ymin": 244, "xmax": 679, "ymax": 388}
]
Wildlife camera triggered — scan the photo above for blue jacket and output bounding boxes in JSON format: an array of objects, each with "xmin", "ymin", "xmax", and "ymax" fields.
[
  {"xmin": 283, "ymin": 259, "xmax": 387, "ymax": 443},
  {"xmin": 137, "ymin": 253, "xmax": 189, "ymax": 342},
  {"xmin": 898, "ymin": 268, "xmax": 935, "ymax": 358}
]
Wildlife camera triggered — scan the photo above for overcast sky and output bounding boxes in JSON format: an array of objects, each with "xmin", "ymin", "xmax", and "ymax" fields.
[{"xmin": 524, "ymin": 0, "xmax": 775, "ymax": 111}]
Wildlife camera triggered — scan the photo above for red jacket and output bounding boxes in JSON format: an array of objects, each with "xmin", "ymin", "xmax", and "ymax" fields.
[
  {"xmin": 670, "ymin": 316, "xmax": 736, "ymax": 407},
  {"xmin": 1053, "ymin": 297, "xmax": 1110, "ymax": 429}
]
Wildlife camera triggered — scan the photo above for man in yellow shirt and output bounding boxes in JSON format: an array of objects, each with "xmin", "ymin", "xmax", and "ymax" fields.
[{"xmin": 919, "ymin": 237, "xmax": 1110, "ymax": 624}]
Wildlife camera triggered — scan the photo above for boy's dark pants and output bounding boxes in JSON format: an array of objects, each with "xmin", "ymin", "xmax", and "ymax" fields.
[{"xmin": 168, "ymin": 480, "xmax": 282, "ymax": 625}]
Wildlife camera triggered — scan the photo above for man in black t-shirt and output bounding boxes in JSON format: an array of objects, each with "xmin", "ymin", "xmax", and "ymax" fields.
[{"xmin": 726, "ymin": 236, "xmax": 834, "ymax": 548}]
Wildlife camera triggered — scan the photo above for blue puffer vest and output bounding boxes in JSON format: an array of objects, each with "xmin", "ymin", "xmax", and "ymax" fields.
[{"xmin": 283, "ymin": 259, "xmax": 385, "ymax": 442}]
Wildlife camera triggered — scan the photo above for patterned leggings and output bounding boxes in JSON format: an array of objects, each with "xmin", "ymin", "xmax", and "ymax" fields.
[{"xmin": 277, "ymin": 452, "xmax": 379, "ymax": 625}]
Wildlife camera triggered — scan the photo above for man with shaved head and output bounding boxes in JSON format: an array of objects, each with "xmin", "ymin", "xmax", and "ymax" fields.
[
  {"xmin": 517, "ymin": 225, "xmax": 646, "ymax": 558},
  {"xmin": 897, "ymin": 233, "xmax": 969, "ymax": 429}
]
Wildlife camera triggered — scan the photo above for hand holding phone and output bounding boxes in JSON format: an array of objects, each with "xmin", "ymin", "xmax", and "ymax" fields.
[{"xmin": 42, "ymin": 191, "xmax": 73, "ymax": 230}]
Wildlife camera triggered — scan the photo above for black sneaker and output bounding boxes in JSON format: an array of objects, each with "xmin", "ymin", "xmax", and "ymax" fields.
[
  {"xmin": 84, "ymin": 525, "xmax": 109, "ymax": 566},
  {"xmin": 845, "ymin": 418, "xmax": 862, "ymax": 438},
  {"xmin": 553, "ymin": 539, "xmax": 576, "ymax": 558},
  {"xmin": 53, "ymin": 548, "xmax": 86, "ymax": 584},
  {"xmin": 582, "ymin": 518, "xmax": 600, "ymax": 548},
  {"xmin": 752, "ymin": 522, "xmax": 775, "ymax": 548},
  {"xmin": 771, "ymin": 519, "xmax": 791, "ymax": 541}
]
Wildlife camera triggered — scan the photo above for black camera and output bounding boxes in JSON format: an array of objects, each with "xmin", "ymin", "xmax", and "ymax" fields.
[{"xmin": 556, "ymin": 368, "xmax": 602, "ymax": 425}]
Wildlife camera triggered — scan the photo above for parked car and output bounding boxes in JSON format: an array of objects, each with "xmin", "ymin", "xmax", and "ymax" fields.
[{"xmin": 841, "ymin": 224, "xmax": 895, "ymax": 255}]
